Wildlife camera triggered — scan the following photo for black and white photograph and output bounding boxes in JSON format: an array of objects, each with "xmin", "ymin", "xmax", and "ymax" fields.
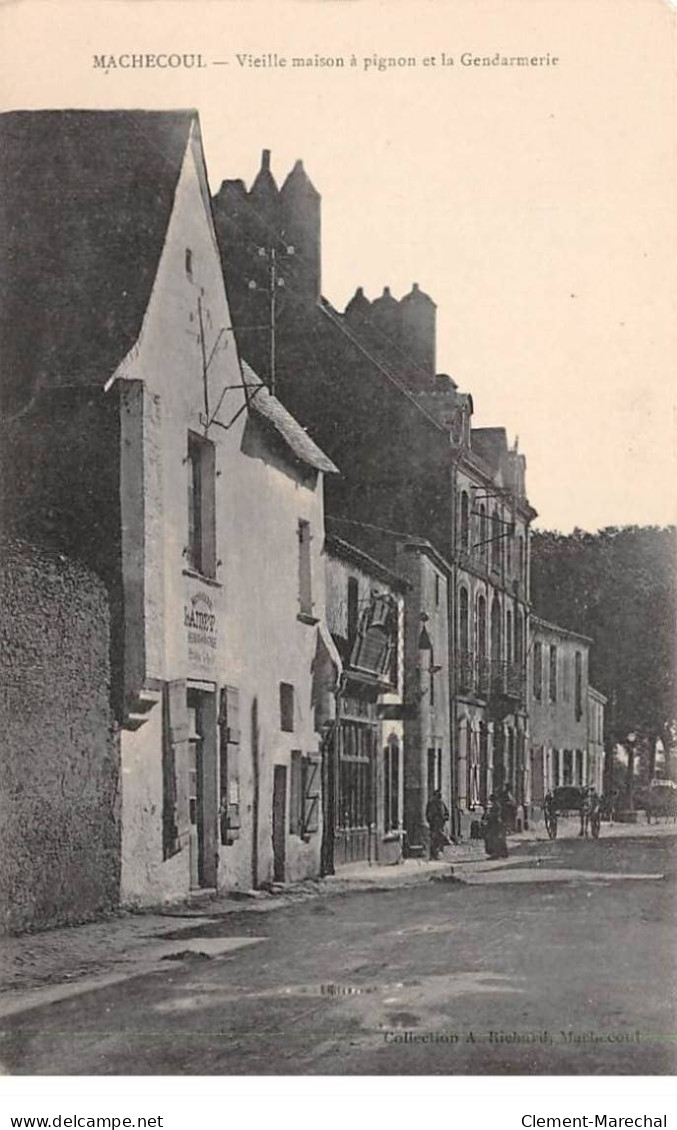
[{"xmin": 0, "ymin": 0, "xmax": 675, "ymax": 1099}]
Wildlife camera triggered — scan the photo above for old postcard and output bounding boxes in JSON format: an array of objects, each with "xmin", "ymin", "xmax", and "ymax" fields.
[{"xmin": 0, "ymin": 0, "xmax": 675, "ymax": 1102}]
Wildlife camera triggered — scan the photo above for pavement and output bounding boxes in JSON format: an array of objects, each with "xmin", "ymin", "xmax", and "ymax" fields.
[{"xmin": 1, "ymin": 819, "xmax": 674, "ymax": 1030}]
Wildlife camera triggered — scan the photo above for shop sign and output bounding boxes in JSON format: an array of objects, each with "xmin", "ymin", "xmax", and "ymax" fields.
[{"xmin": 184, "ymin": 588, "xmax": 217, "ymax": 670}]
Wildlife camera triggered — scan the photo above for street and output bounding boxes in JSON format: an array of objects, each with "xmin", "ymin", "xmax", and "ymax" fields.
[{"xmin": 1, "ymin": 831, "xmax": 675, "ymax": 1075}]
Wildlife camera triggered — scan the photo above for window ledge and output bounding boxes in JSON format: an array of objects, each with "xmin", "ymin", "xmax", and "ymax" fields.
[
  {"xmin": 182, "ymin": 568, "xmax": 222, "ymax": 589},
  {"xmin": 297, "ymin": 612, "xmax": 319, "ymax": 626}
]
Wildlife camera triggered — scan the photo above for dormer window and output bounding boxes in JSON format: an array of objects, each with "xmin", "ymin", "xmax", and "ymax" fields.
[{"xmin": 185, "ymin": 248, "xmax": 193, "ymax": 279}]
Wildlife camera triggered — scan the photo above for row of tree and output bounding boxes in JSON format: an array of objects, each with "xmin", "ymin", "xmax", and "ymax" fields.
[{"xmin": 530, "ymin": 525, "xmax": 676, "ymax": 781}]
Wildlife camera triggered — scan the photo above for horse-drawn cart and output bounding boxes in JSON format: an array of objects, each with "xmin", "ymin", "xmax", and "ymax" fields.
[{"xmin": 543, "ymin": 785, "xmax": 601, "ymax": 840}]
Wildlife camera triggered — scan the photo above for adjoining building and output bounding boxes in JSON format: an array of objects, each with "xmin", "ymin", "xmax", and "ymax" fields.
[
  {"xmin": 323, "ymin": 534, "xmax": 406, "ymax": 869},
  {"xmin": 587, "ymin": 686, "xmax": 607, "ymax": 796},
  {"xmin": 0, "ymin": 111, "xmax": 340, "ymax": 913},
  {"xmin": 326, "ymin": 519, "xmax": 453, "ymax": 859},
  {"xmin": 528, "ymin": 616, "xmax": 605, "ymax": 823},
  {"xmin": 212, "ymin": 150, "xmax": 538, "ymax": 841}
]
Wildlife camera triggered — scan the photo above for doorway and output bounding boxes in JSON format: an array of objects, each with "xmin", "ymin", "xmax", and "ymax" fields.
[
  {"xmin": 272, "ymin": 764, "xmax": 287, "ymax": 882},
  {"xmin": 187, "ymin": 687, "xmax": 217, "ymax": 890}
]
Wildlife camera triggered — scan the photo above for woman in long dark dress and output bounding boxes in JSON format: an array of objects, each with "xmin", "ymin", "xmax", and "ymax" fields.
[{"xmin": 482, "ymin": 794, "xmax": 509, "ymax": 859}]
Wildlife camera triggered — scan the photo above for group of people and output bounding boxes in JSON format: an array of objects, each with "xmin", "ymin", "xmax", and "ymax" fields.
[{"xmin": 425, "ymin": 784, "xmax": 515, "ymax": 861}]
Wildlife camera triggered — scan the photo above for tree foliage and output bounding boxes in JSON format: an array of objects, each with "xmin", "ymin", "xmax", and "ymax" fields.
[{"xmin": 530, "ymin": 526, "xmax": 676, "ymax": 750}]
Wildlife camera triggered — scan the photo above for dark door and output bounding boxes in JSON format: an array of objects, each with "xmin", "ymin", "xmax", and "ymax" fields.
[
  {"xmin": 187, "ymin": 688, "xmax": 218, "ymax": 890},
  {"xmin": 272, "ymin": 765, "xmax": 287, "ymax": 882}
]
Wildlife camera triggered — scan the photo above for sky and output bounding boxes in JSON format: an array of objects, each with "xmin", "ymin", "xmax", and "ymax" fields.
[{"xmin": 1, "ymin": 0, "xmax": 675, "ymax": 533}]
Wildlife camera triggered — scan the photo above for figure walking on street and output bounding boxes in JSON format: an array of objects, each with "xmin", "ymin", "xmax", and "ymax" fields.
[
  {"xmin": 482, "ymin": 793, "xmax": 509, "ymax": 859},
  {"xmin": 426, "ymin": 789, "xmax": 450, "ymax": 860}
]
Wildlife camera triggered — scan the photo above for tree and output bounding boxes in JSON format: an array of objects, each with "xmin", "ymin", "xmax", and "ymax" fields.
[{"xmin": 531, "ymin": 526, "xmax": 676, "ymax": 778}]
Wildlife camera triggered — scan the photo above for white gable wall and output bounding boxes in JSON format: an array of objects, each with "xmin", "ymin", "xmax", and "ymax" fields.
[{"xmin": 117, "ymin": 127, "xmax": 331, "ymax": 904}]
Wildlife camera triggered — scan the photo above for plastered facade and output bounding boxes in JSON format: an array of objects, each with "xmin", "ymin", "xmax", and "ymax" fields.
[{"xmin": 116, "ymin": 127, "xmax": 334, "ymax": 905}]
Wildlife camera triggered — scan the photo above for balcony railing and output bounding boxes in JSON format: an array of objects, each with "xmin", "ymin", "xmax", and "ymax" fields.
[{"xmin": 455, "ymin": 653, "xmax": 525, "ymax": 703}]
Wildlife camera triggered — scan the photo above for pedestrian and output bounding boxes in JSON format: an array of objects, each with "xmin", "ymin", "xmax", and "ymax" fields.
[
  {"xmin": 482, "ymin": 793, "xmax": 509, "ymax": 859},
  {"xmin": 426, "ymin": 789, "xmax": 450, "ymax": 860},
  {"xmin": 499, "ymin": 783, "xmax": 517, "ymax": 833}
]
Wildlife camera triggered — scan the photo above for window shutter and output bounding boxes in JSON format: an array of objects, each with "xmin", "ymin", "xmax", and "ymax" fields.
[
  {"xmin": 219, "ymin": 685, "xmax": 241, "ymax": 844},
  {"xmin": 290, "ymin": 751, "xmax": 302, "ymax": 835},
  {"xmin": 302, "ymin": 755, "xmax": 321, "ymax": 835},
  {"xmin": 163, "ymin": 679, "xmax": 190, "ymax": 858},
  {"xmin": 201, "ymin": 440, "xmax": 217, "ymax": 578}
]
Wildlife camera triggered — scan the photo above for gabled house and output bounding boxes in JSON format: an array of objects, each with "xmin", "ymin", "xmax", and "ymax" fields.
[{"xmin": 0, "ymin": 110, "xmax": 340, "ymax": 913}]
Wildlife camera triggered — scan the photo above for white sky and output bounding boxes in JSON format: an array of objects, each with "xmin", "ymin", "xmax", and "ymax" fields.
[{"xmin": 1, "ymin": 0, "xmax": 675, "ymax": 533}]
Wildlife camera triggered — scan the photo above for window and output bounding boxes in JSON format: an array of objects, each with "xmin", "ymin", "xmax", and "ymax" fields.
[
  {"xmin": 297, "ymin": 520, "xmax": 313, "ymax": 618},
  {"xmin": 279, "ymin": 682, "xmax": 294, "ymax": 732},
  {"xmin": 518, "ymin": 535, "xmax": 525, "ymax": 585},
  {"xmin": 458, "ymin": 586, "xmax": 469, "ymax": 652},
  {"xmin": 533, "ymin": 641, "xmax": 543, "ymax": 700},
  {"xmin": 515, "ymin": 609, "xmax": 524, "ymax": 667},
  {"xmin": 460, "ymin": 492, "xmax": 470, "ymax": 552},
  {"xmin": 575, "ymin": 651, "xmax": 583, "ymax": 721},
  {"xmin": 383, "ymin": 739, "xmax": 400, "ymax": 832},
  {"xmin": 549, "ymin": 644, "xmax": 558, "ymax": 702},
  {"xmin": 338, "ymin": 722, "xmax": 374, "ymax": 829},
  {"xmin": 491, "ymin": 508, "xmax": 500, "ymax": 571},
  {"xmin": 429, "ymin": 647, "xmax": 435, "ymax": 706},
  {"xmin": 427, "ymin": 747, "xmax": 442, "ymax": 796},
  {"xmin": 479, "ymin": 504, "xmax": 487, "ymax": 561},
  {"xmin": 186, "ymin": 432, "xmax": 216, "ymax": 577},
  {"xmin": 347, "ymin": 577, "xmax": 359, "ymax": 650},
  {"xmin": 506, "ymin": 609, "xmax": 513, "ymax": 663},
  {"xmin": 185, "ymin": 247, "xmax": 193, "ymax": 279},
  {"xmin": 435, "ymin": 572, "xmax": 441, "ymax": 607},
  {"xmin": 477, "ymin": 594, "xmax": 487, "ymax": 656},
  {"xmin": 290, "ymin": 751, "xmax": 321, "ymax": 836}
]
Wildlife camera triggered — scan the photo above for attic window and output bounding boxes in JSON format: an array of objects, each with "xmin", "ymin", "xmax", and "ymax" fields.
[{"xmin": 185, "ymin": 248, "xmax": 193, "ymax": 279}]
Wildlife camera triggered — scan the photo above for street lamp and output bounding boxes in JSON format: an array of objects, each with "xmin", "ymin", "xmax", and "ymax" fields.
[{"xmin": 625, "ymin": 732, "xmax": 637, "ymax": 811}]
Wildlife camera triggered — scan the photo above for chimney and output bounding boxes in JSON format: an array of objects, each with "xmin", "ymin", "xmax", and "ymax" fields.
[
  {"xmin": 400, "ymin": 282, "xmax": 436, "ymax": 381},
  {"xmin": 280, "ymin": 157, "xmax": 322, "ymax": 305},
  {"xmin": 261, "ymin": 148, "xmax": 271, "ymax": 172}
]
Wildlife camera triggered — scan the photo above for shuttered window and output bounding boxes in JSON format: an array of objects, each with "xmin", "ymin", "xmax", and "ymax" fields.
[
  {"xmin": 280, "ymin": 682, "xmax": 294, "ymax": 732},
  {"xmin": 298, "ymin": 520, "xmax": 313, "ymax": 617},
  {"xmin": 187, "ymin": 432, "xmax": 216, "ymax": 578},
  {"xmin": 290, "ymin": 752, "xmax": 321, "ymax": 837}
]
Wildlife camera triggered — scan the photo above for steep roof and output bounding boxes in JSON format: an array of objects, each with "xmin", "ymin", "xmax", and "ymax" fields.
[
  {"xmin": 241, "ymin": 361, "xmax": 339, "ymax": 475},
  {"xmin": 0, "ymin": 110, "xmax": 197, "ymax": 412}
]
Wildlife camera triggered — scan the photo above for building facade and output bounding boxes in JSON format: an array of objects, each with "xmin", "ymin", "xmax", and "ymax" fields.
[
  {"xmin": 528, "ymin": 616, "xmax": 595, "ymax": 821},
  {"xmin": 324, "ymin": 535, "xmax": 406, "ymax": 868},
  {"xmin": 587, "ymin": 686, "xmax": 607, "ymax": 796}
]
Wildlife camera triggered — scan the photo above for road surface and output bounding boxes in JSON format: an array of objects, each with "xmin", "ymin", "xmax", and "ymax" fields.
[{"xmin": 2, "ymin": 833, "xmax": 675, "ymax": 1074}]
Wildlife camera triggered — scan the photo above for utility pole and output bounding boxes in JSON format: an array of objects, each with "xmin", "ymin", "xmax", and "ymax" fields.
[{"xmin": 247, "ymin": 238, "xmax": 295, "ymax": 398}]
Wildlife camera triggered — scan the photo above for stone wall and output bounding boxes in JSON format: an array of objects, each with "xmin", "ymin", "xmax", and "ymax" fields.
[{"xmin": 0, "ymin": 539, "xmax": 120, "ymax": 934}]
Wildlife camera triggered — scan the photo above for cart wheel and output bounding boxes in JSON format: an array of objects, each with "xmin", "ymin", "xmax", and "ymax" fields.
[
  {"xmin": 591, "ymin": 811, "xmax": 601, "ymax": 839},
  {"xmin": 545, "ymin": 812, "xmax": 558, "ymax": 840}
]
